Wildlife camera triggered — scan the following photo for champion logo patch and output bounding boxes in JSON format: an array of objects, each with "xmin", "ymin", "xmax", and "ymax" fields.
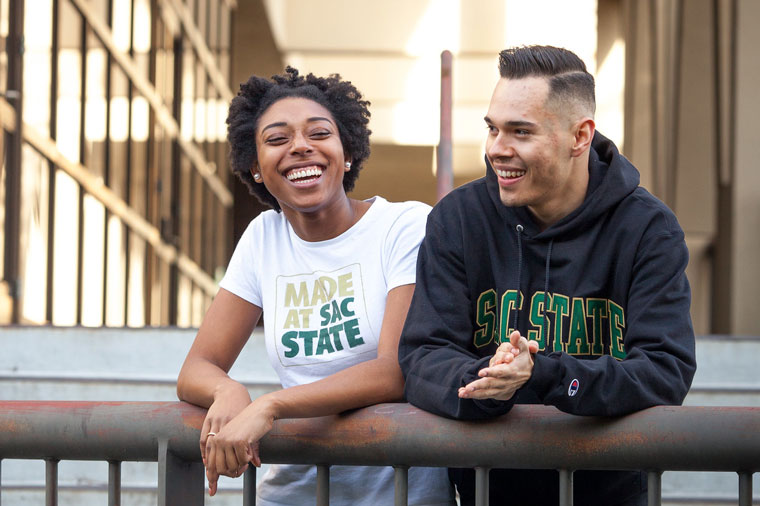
[{"xmin": 568, "ymin": 379, "xmax": 580, "ymax": 397}]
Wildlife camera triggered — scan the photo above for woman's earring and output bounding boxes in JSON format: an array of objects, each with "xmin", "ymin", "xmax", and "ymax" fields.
[
  {"xmin": 345, "ymin": 162, "xmax": 351, "ymax": 169},
  {"xmin": 253, "ymin": 173, "xmax": 262, "ymax": 182}
]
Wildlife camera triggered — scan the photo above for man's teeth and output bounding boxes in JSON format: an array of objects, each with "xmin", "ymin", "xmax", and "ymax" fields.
[
  {"xmin": 287, "ymin": 167, "xmax": 323, "ymax": 181},
  {"xmin": 497, "ymin": 169, "xmax": 525, "ymax": 178}
]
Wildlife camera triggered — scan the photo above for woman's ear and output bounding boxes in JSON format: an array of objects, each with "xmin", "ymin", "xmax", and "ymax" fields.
[{"xmin": 250, "ymin": 165, "xmax": 263, "ymax": 183}]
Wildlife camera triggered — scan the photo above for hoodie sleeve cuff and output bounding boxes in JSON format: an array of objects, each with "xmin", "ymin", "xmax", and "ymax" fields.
[
  {"xmin": 463, "ymin": 356, "xmax": 518, "ymax": 416},
  {"xmin": 472, "ymin": 397, "xmax": 517, "ymax": 416},
  {"xmin": 522, "ymin": 353, "xmax": 561, "ymax": 400}
]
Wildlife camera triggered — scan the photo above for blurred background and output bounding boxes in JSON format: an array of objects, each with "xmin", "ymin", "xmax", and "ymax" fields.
[{"xmin": 1, "ymin": 0, "xmax": 758, "ymax": 334}]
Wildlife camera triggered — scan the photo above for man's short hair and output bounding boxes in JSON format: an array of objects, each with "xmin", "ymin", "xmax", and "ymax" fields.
[{"xmin": 498, "ymin": 45, "xmax": 596, "ymax": 116}]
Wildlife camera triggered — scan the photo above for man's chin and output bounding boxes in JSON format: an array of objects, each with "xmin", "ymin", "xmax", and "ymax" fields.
[{"xmin": 498, "ymin": 190, "xmax": 521, "ymax": 208}]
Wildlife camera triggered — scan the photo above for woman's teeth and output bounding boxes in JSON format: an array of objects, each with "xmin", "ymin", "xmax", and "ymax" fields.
[{"xmin": 287, "ymin": 166, "xmax": 323, "ymax": 181}]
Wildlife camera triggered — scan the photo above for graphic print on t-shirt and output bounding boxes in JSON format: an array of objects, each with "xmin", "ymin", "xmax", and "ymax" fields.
[{"xmin": 274, "ymin": 264, "xmax": 376, "ymax": 367}]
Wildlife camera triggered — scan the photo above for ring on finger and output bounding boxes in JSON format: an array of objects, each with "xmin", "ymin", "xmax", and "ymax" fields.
[{"xmin": 207, "ymin": 432, "xmax": 217, "ymax": 437}]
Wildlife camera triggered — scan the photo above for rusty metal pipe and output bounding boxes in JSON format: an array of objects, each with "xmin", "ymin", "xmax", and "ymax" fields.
[
  {"xmin": 1, "ymin": 402, "xmax": 760, "ymax": 473},
  {"xmin": 437, "ymin": 50, "xmax": 453, "ymax": 201}
]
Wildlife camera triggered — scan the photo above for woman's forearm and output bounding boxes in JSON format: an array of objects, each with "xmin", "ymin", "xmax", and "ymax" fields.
[
  {"xmin": 177, "ymin": 358, "xmax": 250, "ymax": 408},
  {"xmin": 258, "ymin": 354, "xmax": 404, "ymax": 421}
]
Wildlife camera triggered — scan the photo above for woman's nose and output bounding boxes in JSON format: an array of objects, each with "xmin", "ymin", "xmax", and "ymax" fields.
[{"xmin": 290, "ymin": 132, "xmax": 313, "ymax": 154}]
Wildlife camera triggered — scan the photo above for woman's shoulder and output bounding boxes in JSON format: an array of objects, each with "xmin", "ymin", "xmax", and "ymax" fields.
[
  {"xmin": 370, "ymin": 196, "xmax": 431, "ymax": 220},
  {"xmin": 235, "ymin": 208, "xmax": 289, "ymax": 248}
]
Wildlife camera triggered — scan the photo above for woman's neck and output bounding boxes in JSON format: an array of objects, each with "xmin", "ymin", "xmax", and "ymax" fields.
[{"xmin": 282, "ymin": 197, "xmax": 371, "ymax": 242}]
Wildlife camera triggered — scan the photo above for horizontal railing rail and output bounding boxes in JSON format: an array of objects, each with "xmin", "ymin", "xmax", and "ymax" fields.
[{"xmin": 0, "ymin": 402, "xmax": 758, "ymax": 506}]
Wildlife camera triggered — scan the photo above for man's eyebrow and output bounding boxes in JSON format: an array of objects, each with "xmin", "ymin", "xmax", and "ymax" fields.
[
  {"xmin": 483, "ymin": 116, "xmax": 537, "ymax": 128},
  {"xmin": 261, "ymin": 116, "xmax": 334, "ymax": 133}
]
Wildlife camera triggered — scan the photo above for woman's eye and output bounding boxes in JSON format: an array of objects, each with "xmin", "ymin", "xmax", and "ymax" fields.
[
  {"xmin": 310, "ymin": 130, "xmax": 330, "ymax": 139},
  {"xmin": 266, "ymin": 136, "xmax": 287, "ymax": 144}
]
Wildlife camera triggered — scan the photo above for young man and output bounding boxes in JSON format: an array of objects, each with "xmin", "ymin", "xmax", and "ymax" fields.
[{"xmin": 399, "ymin": 45, "xmax": 696, "ymax": 505}]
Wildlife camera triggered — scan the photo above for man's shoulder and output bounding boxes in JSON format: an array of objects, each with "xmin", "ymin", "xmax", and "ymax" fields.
[
  {"xmin": 619, "ymin": 186, "xmax": 684, "ymax": 235},
  {"xmin": 432, "ymin": 176, "xmax": 490, "ymax": 214}
]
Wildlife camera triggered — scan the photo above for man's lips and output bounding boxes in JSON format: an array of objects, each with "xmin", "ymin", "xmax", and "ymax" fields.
[{"xmin": 494, "ymin": 167, "xmax": 526, "ymax": 179}]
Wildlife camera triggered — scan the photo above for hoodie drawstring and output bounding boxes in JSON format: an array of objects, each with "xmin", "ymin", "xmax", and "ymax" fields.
[
  {"xmin": 543, "ymin": 239, "xmax": 554, "ymax": 334},
  {"xmin": 512, "ymin": 225, "xmax": 524, "ymax": 333},
  {"xmin": 511, "ymin": 225, "xmax": 554, "ymax": 341}
]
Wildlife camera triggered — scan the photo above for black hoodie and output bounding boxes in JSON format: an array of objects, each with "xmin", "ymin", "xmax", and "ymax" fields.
[{"xmin": 399, "ymin": 132, "xmax": 696, "ymax": 505}]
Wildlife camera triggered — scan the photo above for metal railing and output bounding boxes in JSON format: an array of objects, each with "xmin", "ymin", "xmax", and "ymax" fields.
[{"xmin": 0, "ymin": 401, "xmax": 758, "ymax": 506}]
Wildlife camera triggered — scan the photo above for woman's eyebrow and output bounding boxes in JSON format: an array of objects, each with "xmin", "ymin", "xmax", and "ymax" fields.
[
  {"xmin": 261, "ymin": 116, "xmax": 334, "ymax": 133},
  {"xmin": 261, "ymin": 122, "xmax": 286, "ymax": 133}
]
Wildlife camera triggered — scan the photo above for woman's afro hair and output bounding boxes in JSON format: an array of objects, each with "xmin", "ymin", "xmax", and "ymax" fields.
[{"xmin": 226, "ymin": 67, "xmax": 371, "ymax": 211}]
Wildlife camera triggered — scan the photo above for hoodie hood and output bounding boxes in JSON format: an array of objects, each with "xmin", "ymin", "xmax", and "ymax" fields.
[{"xmin": 485, "ymin": 131, "xmax": 640, "ymax": 240}]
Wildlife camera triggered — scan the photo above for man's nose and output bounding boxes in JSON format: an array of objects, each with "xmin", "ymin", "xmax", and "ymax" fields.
[{"xmin": 487, "ymin": 134, "xmax": 515, "ymax": 159}]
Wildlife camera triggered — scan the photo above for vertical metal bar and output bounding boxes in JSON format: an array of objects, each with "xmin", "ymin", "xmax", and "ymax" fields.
[
  {"xmin": 436, "ymin": 50, "xmax": 453, "ymax": 202},
  {"xmin": 102, "ymin": 0, "xmax": 114, "ymax": 325},
  {"xmin": 157, "ymin": 439, "xmax": 204, "ymax": 506},
  {"xmin": 243, "ymin": 465, "xmax": 256, "ymax": 506},
  {"xmin": 1, "ymin": 458, "xmax": 3, "ymax": 506},
  {"xmin": 168, "ymin": 33, "xmax": 183, "ymax": 325},
  {"xmin": 316, "ymin": 465, "xmax": 329, "ymax": 506},
  {"xmin": 145, "ymin": 0, "xmax": 159, "ymax": 324},
  {"xmin": 108, "ymin": 460, "xmax": 121, "ymax": 506},
  {"xmin": 647, "ymin": 470, "xmax": 662, "ymax": 506},
  {"xmin": 559, "ymin": 469, "xmax": 573, "ymax": 506},
  {"xmin": 75, "ymin": 12, "xmax": 87, "ymax": 325},
  {"xmin": 622, "ymin": 0, "xmax": 638, "ymax": 156},
  {"xmin": 123, "ymin": 0, "xmax": 136, "ymax": 322},
  {"xmin": 3, "ymin": 0, "xmax": 25, "ymax": 324},
  {"xmin": 665, "ymin": 0, "xmax": 684, "ymax": 210},
  {"xmin": 474, "ymin": 467, "xmax": 489, "ymax": 506},
  {"xmin": 46, "ymin": 0, "xmax": 60, "ymax": 324},
  {"xmin": 393, "ymin": 466, "xmax": 408, "ymax": 506},
  {"xmin": 710, "ymin": 0, "xmax": 738, "ymax": 333},
  {"xmin": 738, "ymin": 472, "xmax": 752, "ymax": 506},
  {"xmin": 45, "ymin": 459, "xmax": 59, "ymax": 506},
  {"xmin": 648, "ymin": 0, "xmax": 661, "ymax": 199}
]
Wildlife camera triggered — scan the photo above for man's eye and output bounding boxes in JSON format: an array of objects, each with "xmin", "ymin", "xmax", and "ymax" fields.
[
  {"xmin": 486, "ymin": 125, "xmax": 497, "ymax": 134},
  {"xmin": 515, "ymin": 129, "xmax": 530, "ymax": 136}
]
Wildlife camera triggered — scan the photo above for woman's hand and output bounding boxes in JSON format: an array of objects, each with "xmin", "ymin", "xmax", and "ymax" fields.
[
  {"xmin": 200, "ymin": 381, "xmax": 253, "ymax": 495},
  {"xmin": 203, "ymin": 395, "xmax": 278, "ymax": 496}
]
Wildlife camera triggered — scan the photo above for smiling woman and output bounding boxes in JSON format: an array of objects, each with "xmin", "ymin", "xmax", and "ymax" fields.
[
  {"xmin": 176, "ymin": 68, "xmax": 455, "ymax": 506},
  {"xmin": 253, "ymin": 97, "xmax": 359, "ymax": 239},
  {"xmin": 226, "ymin": 67, "xmax": 371, "ymax": 212}
]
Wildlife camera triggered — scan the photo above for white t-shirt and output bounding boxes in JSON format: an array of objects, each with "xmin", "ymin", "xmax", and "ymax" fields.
[{"xmin": 220, "ymin": 196, "xmax": 454, "ymax": 506}]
